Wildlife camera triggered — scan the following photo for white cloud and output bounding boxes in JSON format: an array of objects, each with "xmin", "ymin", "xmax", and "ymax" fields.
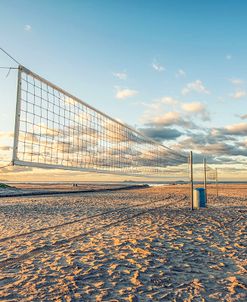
[
  {"xmin": 152, "ymin": 60, "xmax": 165, "ymax": 72},
  {"xmin": 212, "ymin": 122, "xmax": 247, "ymax": 138},
  {"xmin": 239, "ymin": 114, "xmax": 247, "ymax": 120},
  {"xmin": 229, "ymin": 78, "xmax": 244, "ymax": 85},
  {"xmin": 181, "ymin": 101, "xmax": 210, "ymax": 121},
  {"xmin": 182, "ymin": 80, "xmax": 210, "ymax": 95},
  {"xmin": 141, "ymin": 96, "xmax": 179, "ymax": 111},
  {"xmin": 224, "ymin": 122, "xmax": 247, "ymax": 134},
  {"xmin": 140, "ymin": 102, "xmax": 160, "ymax": 110},
  {"xmin": 140, "ymin": 97, "xmax": 210, "ymax": 128},
  {"xmin": 231, "ymin": 90, "xmax": 246, "ymax": 99},
  {"xmin": 0, "ymin": 132, "xmax": 13, "ymax": 163},
  {"xmin": 0, "ymin": 131, "xmax": 13, "ymax": 139},
  {"xmin": 226, "ymin": 54, "xmax": 232, "ymax": 60},
  {"xmin": 115, "ymin": 88, "xmax": 138, "ymax": 99},
  {"xmin": 160, "ymin": 96, "xmax": 179, "ymax": 106},
  {"xmin": 146, "ymin": 111, "xmax": 181, "ymax": 126},
  {"xmin": 176, "ymin": 69, "xmax": 186, "ymax": 78},
  {"xmin": 141, "ymin": 110, "xmax": 196, "ymax": 129},
  {"xmin": 181, "ymin": 102, "xmax": 205, "ymax": 113},
  {"xmin": 24, "ymin": 24, "xmax": 32, "ymax": 32},
  {"xmin": 113, "ymin": 72, "xmax": 127, "ymax": 80}
]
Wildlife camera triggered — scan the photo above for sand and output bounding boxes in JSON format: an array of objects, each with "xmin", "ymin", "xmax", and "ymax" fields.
[{"xmin": 0, "ymin": 184, "xmax": 246, "ymax": 301}]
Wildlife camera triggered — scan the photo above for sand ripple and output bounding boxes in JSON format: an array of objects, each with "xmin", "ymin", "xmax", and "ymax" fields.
[{"xmin": 0, "ymin": 185, "xmax": 246, "ymax": 301}]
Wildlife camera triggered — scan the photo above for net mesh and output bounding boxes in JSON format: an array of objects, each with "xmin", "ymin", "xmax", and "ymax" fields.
[
  {"xmin": 13, "ymin": 66, "xmax": 188, "ymax": 178},
  {"xmin": 206, "ymin": 164, "xmax": 217, "ymax": 181}
]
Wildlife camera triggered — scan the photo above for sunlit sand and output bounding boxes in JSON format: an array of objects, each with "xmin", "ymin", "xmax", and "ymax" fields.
[{"xmin": 0, "ymin": 184, "xmax": 246, "ymax": 301}]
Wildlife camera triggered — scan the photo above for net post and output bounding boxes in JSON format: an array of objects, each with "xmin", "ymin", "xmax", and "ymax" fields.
[
  {"xmin": 203, "ymin": 157, "xmax": 207, "ymax": 203},
  {"xmin": 216, "ymin": 168, "xmax": 219, "ymax": 197},
  {"xmin": 12, "ymin": 65, "xmax": 22, "ymax": 165},
  {"xmin": 189, "ymin": 151, "xmax": 194, "ymax": 210}
]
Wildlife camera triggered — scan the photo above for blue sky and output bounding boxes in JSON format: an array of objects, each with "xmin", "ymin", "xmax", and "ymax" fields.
[{"xmin": 0, "ymin": 0, "xmax": 246, "ymax": 180}]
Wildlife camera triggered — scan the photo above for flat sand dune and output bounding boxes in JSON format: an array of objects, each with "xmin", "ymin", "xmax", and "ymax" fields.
[{"xmin": 0, "ymin": 184, "xmax": 246, "ymax": 301}]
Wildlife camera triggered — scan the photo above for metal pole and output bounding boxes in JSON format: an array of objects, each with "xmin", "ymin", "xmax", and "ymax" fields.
[
  {"xmin": 216, "ymin": 168, "xmax": 219, "ymax": 197},
  {"xmin": 190, "ymin": 151, "xmax": 194, "ymax": 210},
  {"xmin": 203, "ymin": 157, "xmax": 207, "ymax": 203},
  {"xmin": 12, "ymin": 65, "xmax": 22, "ymax": 165}
]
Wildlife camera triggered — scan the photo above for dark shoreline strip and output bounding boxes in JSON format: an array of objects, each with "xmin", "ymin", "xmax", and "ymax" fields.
[{"xmin": 0, "ymin": 184, "xmax": 149, "ymax": 198}]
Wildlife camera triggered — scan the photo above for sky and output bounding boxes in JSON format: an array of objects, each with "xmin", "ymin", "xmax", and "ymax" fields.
[{"xmin": 0, "ymin": 0, "xmax": 246, "ymax": 181}]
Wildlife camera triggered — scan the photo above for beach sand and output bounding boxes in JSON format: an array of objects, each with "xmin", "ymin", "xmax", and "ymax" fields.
[{"xmin": 0, "ymin": 184, "xmax": 246, "ymax": 301}]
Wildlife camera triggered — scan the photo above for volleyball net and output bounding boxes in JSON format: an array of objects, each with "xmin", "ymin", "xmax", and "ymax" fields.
[
  {"xmin": 12, "ymin": 66, "xmax": 189, "ymax": 178},
  {"xmin": 206, "ymin": 165, "xmax": 217, "ymax": 182},
  {"xmin": 204, "ymin": 160, "xmax": 219, "ymax": 197}
]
